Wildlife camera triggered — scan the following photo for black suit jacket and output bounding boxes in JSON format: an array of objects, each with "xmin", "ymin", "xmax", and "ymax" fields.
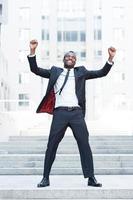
[{"xmin": 27, "ymin": 56, "xmax": 113, "ymax": 117}]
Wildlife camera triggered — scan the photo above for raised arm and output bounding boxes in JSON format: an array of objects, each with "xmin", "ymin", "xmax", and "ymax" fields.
[
  {"xmin": 27, "ymin": 39, "xmax": 50, "ymax": 78},
  {"xmin": 84, "ymin": 47, "xmax": 116, "ymax": 80}
]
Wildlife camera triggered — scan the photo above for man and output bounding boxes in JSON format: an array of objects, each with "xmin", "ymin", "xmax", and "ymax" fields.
[{"xmin": 27, "ymin": 39, "xmax": 116, "ymax": 188}]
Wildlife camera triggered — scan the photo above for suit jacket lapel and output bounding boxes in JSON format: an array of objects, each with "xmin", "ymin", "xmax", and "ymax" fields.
[
  {"xmin": 50, "ymin": 68, "xmax": 63, "ymax": 86},
  {"xmin": 56, "ymin": 68, "xmax": 63, "ymax": 79},
  {"xmin": 74, "ymin": 67, "xmax": 79, "ymax": 95},
  {"xmin": 74, "ymin": 67, "xmax": 80, "ymax": 81}
]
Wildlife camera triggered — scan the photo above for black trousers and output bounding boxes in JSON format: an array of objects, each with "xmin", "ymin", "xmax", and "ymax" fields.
[{"xmin": 43, "ymin": 107, "xmax": 94, "ymax": 178}]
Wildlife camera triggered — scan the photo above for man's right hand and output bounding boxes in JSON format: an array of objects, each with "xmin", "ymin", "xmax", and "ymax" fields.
[{"xmin": 29, "ymin": 39, "xmax": 38, "ymax": 55}]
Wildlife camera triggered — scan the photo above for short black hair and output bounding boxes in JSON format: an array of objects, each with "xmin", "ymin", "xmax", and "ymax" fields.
[{"xmin": 63, "ymin": 51, "xmax": 76, "ymax": 59}]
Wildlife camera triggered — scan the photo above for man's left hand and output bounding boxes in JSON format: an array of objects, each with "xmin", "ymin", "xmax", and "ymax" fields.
[{"xmin": 108, "ymin": 47, "xmax": 116, "ymax": 63}]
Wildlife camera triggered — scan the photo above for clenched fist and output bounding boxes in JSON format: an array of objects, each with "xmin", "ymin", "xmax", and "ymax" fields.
[
  {"xmin": 29, "ymin": 39, "xmax": 38, "ymax": 55},
  {"xmin": 108, "ymin": 47, "xmax": 116, "ymax": 62}
]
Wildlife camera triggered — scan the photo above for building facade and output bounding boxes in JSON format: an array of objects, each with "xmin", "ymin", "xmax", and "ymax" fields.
[
  {"xmin": 0, "ymin": 0, "xmax": 9, "ymax": 111},
  {"xmin": 1, "ymin": 0, "xmax": 133, "ymax": 119}
]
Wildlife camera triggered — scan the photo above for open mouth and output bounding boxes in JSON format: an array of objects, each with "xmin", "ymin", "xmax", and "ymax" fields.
[{"xmin": 67, "ymin": 60, "xmax": 73, "ymax": 64}]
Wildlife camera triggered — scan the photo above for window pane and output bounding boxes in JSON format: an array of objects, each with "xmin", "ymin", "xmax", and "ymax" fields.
[
  {"xmin": 80, "ymin": 51, "xmax": 86, "ymax": 60},
  {"xmin": 42, "ymin": 29, "xmax": 49, "ymax": 40},
  {"xmin": 94, "ymin": 29, "xmax": 102, "ymax": 40},
  {"xmin": 94, "ymin": 50, "xmax": 102, "ymax": 57},
  {"xmin": 63, "ymin": 31, "xmax": 78, "ymax": 41},
  {"xmin": 0, "ymin": 4, "xmax": 2, "ymax": 15},
  {"xmin": 18, "ymin": 72, "xmax": 29, "ymax": 84},
  {"xmin": 18, "ymin": 93, "xmax": 29, "ymax": 106},
  {"xmin": 57, "ymin": 31, "xmax": 62, "ymax": 41},
  {"xmin": 80, "ymin": 31, "xmax": 86, "ymax": 41}
]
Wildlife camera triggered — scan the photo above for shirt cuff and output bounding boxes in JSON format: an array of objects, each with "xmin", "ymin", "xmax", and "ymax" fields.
[
  {"xmin": 107, "ymin": 60, "xmax": 114, "ymax": 65},
  {"xmin": 28, "ymin": 54, "xmax": 36, "ymax": 57}
]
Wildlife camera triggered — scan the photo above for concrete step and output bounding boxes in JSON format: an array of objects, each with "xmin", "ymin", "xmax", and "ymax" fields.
[
  {"xmin": 9, "ymin": 135, "xmax": 133, "ymax": 141},
  {"xmin": 2, "ymin": 135, "xmax": 132, "ymax": 154},
  {"xmin": 0, "ymin": 160, "xmax": 125, "ymax": 168},
  {"xmin": 2, "ymin": 141, "xmax": 133, "ymax": 146},
  {"xmin": 0, "ymin": 175, "xmax": 133, "ymax": 199},
  {"xmin": 0, "ymin": 199, "xmax": 132, "ymax": 200},
  {"xmin": 2, "ymin": 137, "xmax": 133, "ymax": 144},
  {"xmin": 0, "ymin": 154, "xmax": 133, "ymax": 162},
  {"xmin": 0, "ymin": 154, "xmax": 133, "ymax": 161},
  {"xmin": 1, "ymin": 167, "xmax": 133, "ymax": 175},
  {"xmin": 0, "ymin": 156, "xmax": 133, "ymax": 168},
  {"xmin": 0, "ymin": 154, "xmax": 133, "ymax": 175},
  {"xmin": 1, "ymin": 141, "xmax": 133, "ymax": 154},
  {"xmin": 1, "ymin": 142, "xmax": 133, "ymax": 148},
  {"xmin": 1, "ymin": 148, "xmax": 133, "ymax": 154}
]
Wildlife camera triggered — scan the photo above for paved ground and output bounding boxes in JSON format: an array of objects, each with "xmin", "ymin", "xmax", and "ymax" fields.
[{"xmin": 0, "ymin": 175, "xmax": 133, "ymax": 189}]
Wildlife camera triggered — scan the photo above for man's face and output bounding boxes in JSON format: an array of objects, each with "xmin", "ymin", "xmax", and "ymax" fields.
[{"xmin": 63, "ymin": 52, "xmax": 77, "ymax": 69}]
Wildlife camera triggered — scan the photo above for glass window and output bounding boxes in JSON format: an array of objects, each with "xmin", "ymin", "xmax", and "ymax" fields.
[
  {"xmin": 94, "ymin": 29, "xmax": 102, "ymax": 40},
  {"xmin": 94, "ymin": 15, "xmax": 102, "ymax": 29},
  {"xmin": 0, "ymin": 4, "xmax": 2, "ymax": 15},
  {"xmin": 46, "ymin": 51, "xmax": 49, "ymax": 56},
  {"xmin": 122, "ymin": 73, "xmax": 125, "ymax": 81},
  {"xmin": 41, "ymin": 15, "xmax": 49, "ymax": 25},
  {"xmin": 80, "ymin": 51, "xmax": 86, "ymax": 60},
  {"xmin": 19, "ymin": 74, "xmax": 22, "ymax": 84},
  {"xmin": 57, "ymin": 31, "xmax": 62, "ymax": 41},
  {"xmin": 41, "ymin": 15, "xmax": 49, "ymax": 41},
  {"xmin": 18, "ymin": 93, "xmax": 29, "ymax": 106},
  {"xmin": 94, "ymin": 50, "xmax": 102, "ymax": 57},
  {"xmin": 81, "ymin": 51, "xmax": 86, "ymax": 57},
  {"xmin": 41, "ymin": 49, "xmax": 50, "ymax": 60},
  {"xmin": 19, "ymin": 72, "xmax": 30, "ymax": 84},
  {"xmin": 80, "ymin": 31, "xmax": 86, "ymax": 41},
  {"xmin": 42, "ymin": 15, "xmax": 49, "ymax": 21},
  {"xmin": 63, "ymin": 31, "xmax": 78, "ymax": 41},
  {"xmin": 93, "ymin": 15, "xmax": 102, "ymax": 40},
  {"xmin": 42, "ymin": 29, "xmax": 49, "ymax": 40}
]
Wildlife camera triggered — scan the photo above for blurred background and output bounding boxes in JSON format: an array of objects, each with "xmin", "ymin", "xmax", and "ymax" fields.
[{"xmin": 0, "ymin": 0, "xmax": 133, "ymax": 136}]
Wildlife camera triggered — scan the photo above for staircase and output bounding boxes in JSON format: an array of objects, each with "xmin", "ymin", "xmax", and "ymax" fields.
[{"xmin": 0, "ymin": 135, "xmax": 133, "ymax": 199}]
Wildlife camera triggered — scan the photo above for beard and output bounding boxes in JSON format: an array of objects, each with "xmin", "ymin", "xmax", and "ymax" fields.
[{"xmin": 64, "ymin": 60, "xmax": 75, "ymax": 69}]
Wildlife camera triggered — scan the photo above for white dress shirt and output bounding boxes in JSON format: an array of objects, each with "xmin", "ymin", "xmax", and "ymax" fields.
[{"xmin": 54, "ymin": 68, "xmax": 79, "ymax": 108}]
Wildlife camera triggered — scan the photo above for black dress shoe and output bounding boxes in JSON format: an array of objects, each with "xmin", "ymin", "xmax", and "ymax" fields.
[
  {"xmin": 88, "ymin": 176, "xmax": 102, "ymax": 187},
  {"xmin": 37, "ymin": 177, "xmax": 50, "ymax": 188}
]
